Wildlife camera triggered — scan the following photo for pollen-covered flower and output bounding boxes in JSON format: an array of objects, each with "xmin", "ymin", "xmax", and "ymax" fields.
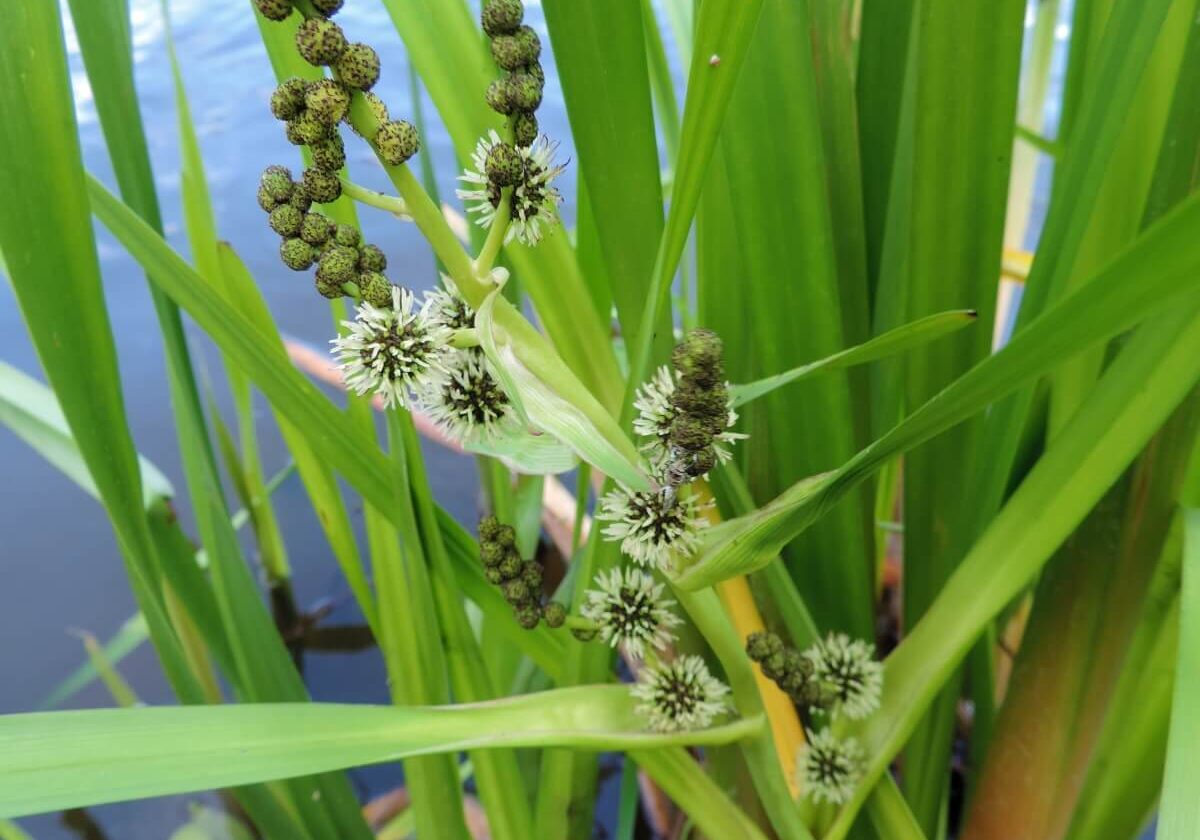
[
  {"xmin": 633, "ymin": 365, "xmax": 744, "ymax": 473},
  {"xmin": 581, "ymin": 567, "xmax": 681, "ymax": 660},
  {"xmin": 806, "ymin": 633, "xmax": 883, "ymax": 721},
  {"xmin": 456, "ymin": 130, "xmax": 507, "ymax": 229},
  {"xmin": 632, "ymin": 655, "xmax": 730, "ymax": 733},
  {"xmin": 597, "ymin": 486, "xmax": 706, "ymax": 572},
  {"xmin": 419, "ymin": 352, "xmax": 514, "ymax": 442},
  {"xmin": 457, "ymin": 131, "xmax": 564, "ymax": 247},
  {"xmin": 425, "ymin": 286, "xmax": 476, "ymax": 332},
  {"xmin": 798, "ymin": 728, "xmax": 863, "ymax": 805},
  {"xmin": 331, "ymin": 286, "xmax": 451, "ymax": 409}
]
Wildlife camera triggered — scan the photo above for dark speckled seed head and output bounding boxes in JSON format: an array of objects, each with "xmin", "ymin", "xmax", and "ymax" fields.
[
  {"xmin": 374, "ymin": 120, "xmax": 420, "ymax": 165},
  {"xmin": 335, "ymin": 43, "xmax": 380, "ymax": 90},
  {"xmin": 512, "ymin": 111, "xmax": 537, "ymax": 147},
  {"xmin": 315, "ymin": 274, "xmax": 345, "ymax": 299},
  {"xmin": 507, "ymin": 73, "xmax": 542, "ymax": 112},
  {"xmin": 288, "ymin": 184, "xmax": 312, "ymax": 213},
  {"xmin": 268, "ymin": 204, "xmax": 304, "ymax": 237},
  {"xmin": 310, "ymin": 133, "xmax": 346, "ymax": 172},
  {"xmin": 305, "ymin": 79, "xmax": 350, "ymax": 126},
  {"xmin": 515, "ymin": 604, "xmax": 541, "ymax": 629},
  {"xmin": 514, "ymin": 26, "xmax": 540, "ymax": 62},
  {"xmin": 270, "ymin": 78, "xmax": 308, "ymax": 121},
  {"xmin": 481, "ymin": 0, "xmax": 523, "ymax": 37},
  {"xmin": 256, "ymin": 184, "xmax": 278, "ymax": 212},
  {"xmin": 485, "ymin": 142, "xmax": 523, "ymax": 187},
  {"xmin": 490, "ymin": 34, "xmax": 526, "ymax": 72},
  {"xmin": 541, "ymin": 601, "xmax": 565, "ymax": 628},
  {"xmin": 299, "ymin": 212, "xmax": 334, "ymax": 246},
  {"xmin": 317, "ymin": 244, "xmax": 359, "ymax": 285},
  {"xmin": 359, "ymin": 272, "xmax": 392, "ymax": 307},
  {"xmin": 253, "ymin": 0, "xmax": 293, "ymax": 22},
  {"xmin": 333, "ymin": 223, "xmax": 360, "ymax": 248},
  {"xmin": 311, "ymin": 0, "xmax": 343, "ymax": 16},
  {"xmin": 485, "ymin": 78, "xmax": 514, "ymax": 115},
  {"xmin": 260, "ymin": 165, "xmax": 293, "ymax": 200},
  {"xmin": 291, "ymin": 112, "xmax": 332, "ymax": 146},
  {"xmin": 302, "ymin": 167, "xmax": 342, "ymax": 204},
  {"xmin": 672, "ymin": 328, "xmax": 724, "ymax": 386},
  {"xmin": 280, "ymin": 237, "xmax": 318, "ymax": 271},
  {"xmin": 357, "ymin": 243, "xmax": 387, "ymax": 272},
  {"xmin": 296, "ymin": 18, "xmax": 347, "ymax": 66},
  {"xmin": 523, "ymin": 61, "xmax": 545, "ymax": 88}
]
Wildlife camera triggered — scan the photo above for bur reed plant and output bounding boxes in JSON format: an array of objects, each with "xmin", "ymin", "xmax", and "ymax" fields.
[{"xmin": 0, "ymin": 0, "xmax": 1198, "ymax": 838}]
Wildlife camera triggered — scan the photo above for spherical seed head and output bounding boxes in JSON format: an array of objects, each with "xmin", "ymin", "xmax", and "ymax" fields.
[
  {"xmin": 317, "ymin": 244, "xmax": 359, "ymax": 284},
  {"xmin": 333, "ymin": 223, "xmax": 360, "ymax": 248},
  {"xmin": 302, "ymin": 167, "xmax": 342, "ymax": 204},
  {"xmin": 572, "ymin": 626, "xmax": 599, "ymax": 642},
  {"xmin": 515, "ymin": 604, "xmax": 541, "ymax": 629},
  {"xmin": 485, "ymin": 79, "xmax": 515, "ymax": 115},
  {"xmin": 480, "ymin": 540, "xmax": 506, "ymax": 567},
  {"xmin": 669, "ymin": 414, "xmax": 712, "ymax": 452},
  {"xmin": 523, "ymin": 61, "xmax": 545, "ymax": 87},
  {"xmin": 503, "ymin": 578, "xmax": 529, "ymax": 604},
  {"xmin": 490, "ymin": 34, "xmax": 526, "ymax": 72},
  {"xmin": 284, "ymin": 119, "xmax": 306, "ymax": 146},
  {"xmin": 254, "ymin": 0, "xmax": 293, "ymax": 22},
  {"xmin": 288, "ymin": 185, "xmax": 313, "ymax": 213},
  {"xmin": 497, "ymin": 550, "xmax": 522, "ymax": 579},
  {"xmin": 512, "ymin": 111, "xmax": 538, "ymax": 147},
  {"xmin": 514, "ymin": 26, "xmax": 541, "ymax": 63},
  {"xmin": 520, "ymin": 560, "xmax": 543, "ymax": 591},
  {"xmin": 479, "ymin": 515, "xmax": 503, "ymax": 542},
  {"xmin": 270, "ymin": 78, "xmax": 308, "ymax": 120},
  {"xmin": 315, "ymin": 273, "xmax": 344, "ymax": 299},
  {"xmin": 496, "ymin": 524, "xmax": 516, "ymax": 548},
  {"xmin": 485, "ymin": 567, "xmax": 504, "ymax": 584},
  {"xmin": 300, "ymin": 212, "xmax": 334, "ymax": 245},
  {"xmin": 257, "ymin": 184, "xmax": 279, "ymax": 213},
  {"xmin": 481, "ymin": 0, "xmax": 523, "ymax": 37},
  {"xmin": 375, "ymin": 120, "xmax": 420, "ymax": 165},
  {"xmin": 672, "ymin": 382, "xmax": 727, "ymax": 422},
  {"xmin": 506, "ymin": 72, "xmax": 543, "ymax": 112},
  {"xmin": 673, "ymin": 328, "xmax": 724, "ymax": 385},
  {"xmin": 357, "ymin": 243, "xmax": 387, "ymax": 272},
  {"xmin": 296, "ymin": 18, "xmax": 347, "ymax": 66},
  {"xmin": 746, "ymin": 631, "xmax": 782, "ymax": 662},
  {"xmin": 292, "ymin": 112, "xmax": 332, "ymax": 145},
  {"xmin": 268, "ymin": 204, "xmax": 304, "ymax": 237},
  {"xmin": 311, "ymin": 134, "xmax": 346, "ymax": 172},
  {"xmin": 279, "ymin": 238, "xmax": 318, "ymax": 271},
  {"xmin": 359, "ymin": 272, "xmax": 392, "ymax": 308},
  {"xmin": 335, "ymin": 43, "xmax": 380, "ymax": 90},
  {"xmin": 311, "ymin": 0, "xmax": 343, "ymax": 16},
  {"xmin": 542, "ymin": 601, "xmax": 565, "ymax": 628},
  {"xmin": 305, "ymin": 79, "xmax": 351, "ymax": 125},
  {"xmin": 484, "ymin": 141, "xmax": 523, "ymax": 187},
  {"xmin": 260, "ymin": 165, "xmax": 294, "ymax": 201}
]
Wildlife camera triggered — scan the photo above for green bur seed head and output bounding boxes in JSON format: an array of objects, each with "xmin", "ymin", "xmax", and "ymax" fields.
[
  {"xmin": 669, "ymin": 414, "xmax": 712, "ymax": 452},
  {"xmin": 485, "ymin": 141, "xmax": 523, "ymax": 187},
  {"xmin": 513, "ymin": 112, "xmax": 538, "ymax": 147},
  {"xmin": 296, "ymin": 18, "xmax": 347, "ymax": 66},
  {"xmin": 490, "ymin": 34, "xmax": 526, "ymax": 72},
  {"xmin": 506, "ymin": 72, "xmax": 543, "ymax": 112},
  {"xmin": 311, "ymin": 134, "xmax": 346, "ymax": 172},
  {"xmin": 288, "ymin": 185, "xmax": 313, "ymax": 213},
  {"xmin": 260, "ymin": 165, "xmax": 294, "ymax": 202},
  {"xmin": 515, "ymin": 604, "xmax": 541, "ymax": 630},
  {"xmin": 268, "ymin": 204, "xmax": 304, "ymax": 237},
  {"xmin": 315, "ymin": 274, "xmax": 344, "ymax": 300},
  {"xmin": 280, "ymin": 237, "xmax": 318, "ymax": 271},
  {"xmin": 673, "ymin": 328, "xmax": 724, "ymax": 386},
  {"xmin": 485, "ymin": 79, "xmax": 515, "ymax": 115},
  {"xmin": 485, "ymin": 567, "xmax": 504, "ymax": 584},
  {"xmin": 334, "ymin": 223, "xmax": 360, "ymax": 247},
  {"xmin": 480, "ymin": 540, "xmax": 506, "ymax": 567},
  {"xmin": 520, "ymin": 560, "xmax": 543, "ymax": 591},
  {"xmin": 335, "ymin": 43, "xmax": 380, "ymax": 90},
  {"xmin": 746, "ymin": 631, "xmax": 783, "ymax": 662},
  {"xmin": 481, "ymin": 0, "xmax": 523, "ymax": 37},
  {"xmin": 357, "ymin": 243, "xmax": 387, "ymax": 272},
  {"xmin": 479, "ymin": 515, "xmax": 503, "ymax": 542},
  {"xmin": 254, "ymin": 0, "xmax": 293, "ymax": 22},
  {"xmin": 514, "ymin": 26, "xmax": 541, "ymax": 63},
  {"xmin": 288, "ymin": 112, "xmax": 332, "ymax": 146},
  {"xmin": 311, "ymin": 0, "xmax": 343, "ymax": 16},
  {"xmin": 305, "ymin": 79, "xmax": 350, "ymax": 126},
  {"xmin": 541, "ymin": 602, "xmax": 566, "ymax": 628},
  {"xmin": 523, "ymin": 61, "xmax": 545, "ymax": 87},
  {"xmin": 495, "ymin": 525, "xmax": 516, "ymax": 548},
  {"xmin": 359, "ymin": 272, "xmax": 392, "ymax": 307},
  {"xmin": 316, "ymin": 244, "xmax": 359, "ymax": 284},
  {"xmin": 374, "ymin": 120, "xmax": 419, "ymax": 165},
  {"xmin": 270, "ymin": 78, "xmax": 308, "ymax": 121},
  {"xmin": 498, "ymin": 550, "xmax": 522, "ymax": 579},
  {"xmin": 302, "ymin": 167, "xmax": 342, "ymax": 203},
  {"xmin": 257, "ymin": 184, "xmax": 279, "ymax": 212},
  {"xmin": 300, "ymin": 212, "xmax": 334, "ymax": 246},
  {"xmin": 503, "ymin": 579, "xmax": 529, "ymax": 604}
]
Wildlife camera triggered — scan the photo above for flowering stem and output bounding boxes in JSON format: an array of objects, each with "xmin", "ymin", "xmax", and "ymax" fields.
[
  {"xmin": 474, "ymin": 190, "xmax": 512, "ymax": 277},
  {"xmin": 449, "ymin": 328, "xmax": 480, "ymax": 349},
  {"xmin": 339, "ymin": 179, "xmax": 411, "ymax": 219},
  {"xmin": 563, "ymin": 615, "xmax": 598, "ymax": 632}
]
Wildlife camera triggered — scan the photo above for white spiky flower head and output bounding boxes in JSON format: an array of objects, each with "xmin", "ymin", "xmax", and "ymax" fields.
[
  {"xmin": 456, "ymin": 131, "xmax": 565, "ymax": 247},
  {"xmin": 331, "ymin": 286, "xmax": 453, "ymax": 409},
  {"xmin": 597, "ymin": 485, "xmax": 707, "ymax": 572},
  {"xmin": 798, "ymin": 728, "xmax": 863, "ymax": 805},
  {"xmin": 632, "ymin": 654, "xmax": 730, "ymax": 732},
  {"xmin": 581, "ymin": 567, "xmax": 682, "ymax": 660},
  {"xmin": 632, "ymin": 365, "xmax": 746, "ymax": 475},
  {"xmin": 456, "ymin": 130, "xmax": 506, "ymax": 230},
  {"xmin": 805, "ymin": 633, "xmax": 883, "ymax": 721},
  {"xmin": 425, "ymin": 285, "xmax": 476, "ymax": 332},
  {"xmin": 418, "ymin": 351, "xmax": 515, "ymax": 443}
]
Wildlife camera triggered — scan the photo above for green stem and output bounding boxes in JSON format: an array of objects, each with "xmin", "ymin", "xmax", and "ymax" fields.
[
  {"xmin": 475, "ymin": 190, "xmax": 512, "ymax": 276},
  {"xmin": 340, "ymin": 179, "xmax": 411, "ymax": 218},
  {"xmin": 564, "ymin": 615, "xmax": 599, "ymax": 632}
]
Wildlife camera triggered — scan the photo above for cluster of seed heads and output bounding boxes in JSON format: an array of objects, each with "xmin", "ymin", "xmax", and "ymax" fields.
[
  {"xmin": 746, "ymin": 631, "xmax": 833, "ymax": 710},
  {"xmin": 664, "ymin": 329, "xmax": 731, "ymax": 487},
  {"xmin": 478, "ymin": 516, "xmax": 565, "ymax": 630},
  {"xmin": 746, "ymin": 630, "xmax": 884, "ymax": 724},
  {"xmin": 481, "ymin": 0, "xmax": 544, "ymax": 150}
]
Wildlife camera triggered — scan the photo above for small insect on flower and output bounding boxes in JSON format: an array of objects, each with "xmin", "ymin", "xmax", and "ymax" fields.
[
  {"xmin": 632, "ymin": 655, "xmax": 730, "ymax": 733},
  {"xmin": 419, "ymin": 352, "xmax": 514, "ymax": 443},
  {"xmin": 798, "ymin": 728, "xmax": 863, "ymax": 805},
  {"xmin": 581, "ymin": 567, "xmax": 682, "ymax": 660},
  {"xmin": 633, "ymin": 366, "xmax": 745, "ymax": 474},
  {"xmin": 331, "ymin": 286, "xmax": 452, "ymax": 409},
  {"xmin": 806, "ymin": 633, "xmax": 884, "ymax": 721},
  {"xmin": 457, "ymin": 131, "xmax": 565, "ymax": 247},
  {"xmin": 597, "ymin": 486, "xmax": 707, "ymax": 572}
]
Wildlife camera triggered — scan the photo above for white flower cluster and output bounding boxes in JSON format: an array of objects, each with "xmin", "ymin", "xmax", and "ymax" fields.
[{"xmin": 457, "ymin": 131, "xmax": 565, "ymax": 247}]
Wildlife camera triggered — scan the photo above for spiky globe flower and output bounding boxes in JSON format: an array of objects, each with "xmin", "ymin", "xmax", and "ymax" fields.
[
  {"xmin": 335, "ymin": 43, "xmax": 380, "ymax": 90},
  {"xmin": 419, "ymin": 353, "xmax": 513, "ymax": 442},
  {"xmin": 357, "ymin": 243, "xmax": 387, "ymax": 273},
  {"xmin": 254, "ymin": 0, "xmax": 293, "ymax": 22},
  {"xmin": 270, "ymin": 78, "xmax": 308, "ymax": 121},
  {"xmin": 331, "ymin": 286, "xmax": 453, "ymax": 409},
  {"xmin": 289, "ymin": 112, "xmax": 332, "ymax": 146},
  {"xmin": 632, "ymin": 655, "xmax": 730, "ymax": 733},
  {"xmin": 581, "ymin": 567, "xmax": 681, "ymax": 660},
  {"xmin": 296, "ymin": 18, "xmax": 347, "ymax": 66},
  {"xmin": 280, "ymin": 238, "xmax": 318, "ymax": 271},
  {"xmin": 305, "ymin": 79, "xmax": 350, "ymax": 126},
  {"xmin": 513, "ymin": 112, "xmax": 538, "ymax": 147},
  {"xmin": 302, "ymin": 167, "xmax": 342, "ymax": 204},
  {"xmin": 481, "ymin": 0, "xmax": 523, "ymax": 37},
  {"xmin": 311, "ymin": 134, "xmax": 346, "ymax": 172},
  {"xmin": 458, "ymin": 132, "xmax": 565, "ymax": 246},
  {"xmin": 268, "ymin": 204, "xmax": 304, "ymax": 237},
  {"xmin": 597, "ymin": 486, "xmax": 706, "ymax": 572},
  {"xmin": 806, "ymin": 633, "xmax": 884, "ymax": 721},
  {"xmin": 798, "ymin": 729, "xmax": 863, "ymax": 805},
  {"xmin": 311, "ymin": 0, "xmax": 343, "ymax": 16},
  {"xmin": 426, "ymin": 286, "xmax": 475, "ymax": 332},
  {"xmin": 632, "ymin": 366, "xmax": 744, "ymax": 475},
  {"xmin": 300, "ymin": 212, "xmax": 334, "ymax": 246},
  {"xmin": 259, "ymin": 165, "xmax": 294, "ymax": 203},
  {"xmin": 485, "ymin": 79, "xmax": 515, "ymax": 115},
  {"xmin": 358, "ymin": 271, "xmax": 393, "ymax": 307},
  {"xmin": 374, "ymin": 120, "xmax": 420, "ymax": 166},
  {"xmin": 485, "ymin": 141, "xmax": 524, "ymax": 187},
  {"xmin": 506, "ymin": 72, "xmax": 543, "ymax": 112}
]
